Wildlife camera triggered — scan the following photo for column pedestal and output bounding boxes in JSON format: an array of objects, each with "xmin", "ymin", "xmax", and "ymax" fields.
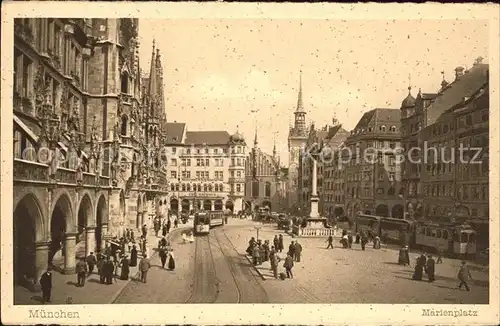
[
  {"xmin": 85, "ymin": 226, "xmax": 96, "ymax": 256},
  {"xmin": 63, "ymin": 233, "xmax": 77, "ymax": 274},
  {"xmin": 32, "ymin": 241, "xmax": 50, "ymax": 292}
]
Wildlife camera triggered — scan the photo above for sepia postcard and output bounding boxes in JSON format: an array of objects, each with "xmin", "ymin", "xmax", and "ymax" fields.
[{"xmin": 1, "ymin": 1, "xmax": 499, "ymax": 325}]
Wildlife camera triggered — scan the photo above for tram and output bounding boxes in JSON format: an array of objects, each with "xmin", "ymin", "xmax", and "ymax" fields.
[
  {"xmin": 354, "ymin": 214, "xmax": 381, "ymax": 236},
  {"xmin": 193, "ymin": 212, "xmax": 210, "ymax": 235},
  {"xmin": 209, "ymin": 210, "xmax": 224, "ymax": 228},
  {"xmin": 415, "ymin": 222, "xmax": 477, "ymax": 257},
  {"xmin": 379, "ymin": 217, "xmax": 415, "ymax": 246}
]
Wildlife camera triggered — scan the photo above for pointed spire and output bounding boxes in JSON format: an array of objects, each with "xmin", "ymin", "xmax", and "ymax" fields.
[
  {"xmin": 440, "ymin": 70, "xmax": 449, "ymax": 90},
  {"xmin": 273, "ymin": 135, "xmax": 277, "ymax": 157},
  {"xmin": 296, "ymin": 70, "xmax": 304, "ymax": 112},
  {"xmin": 254, "ymin": 126, "xmax": 258, "ymax": 147},
  {"xmin": 148, "ymin": 41, "xmax": 158, "ymax": 101},
  {"xmin": 407, "ymin": 73, "xmax": 412, "ymax": 94}
]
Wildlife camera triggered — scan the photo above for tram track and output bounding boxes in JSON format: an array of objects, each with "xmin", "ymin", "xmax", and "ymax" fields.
[
  {"xmin": 185, "ymin": 233, "xmax": 219, "ymax": 303},
  {"xmin": 213, "ymin": 227, "xmax": 269, "ymax": 303}
]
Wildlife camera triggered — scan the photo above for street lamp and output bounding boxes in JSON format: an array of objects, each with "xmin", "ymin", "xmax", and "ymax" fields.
[{"xmin": 254, "ymin": 225, "xmax": 262, "ymax": 241}]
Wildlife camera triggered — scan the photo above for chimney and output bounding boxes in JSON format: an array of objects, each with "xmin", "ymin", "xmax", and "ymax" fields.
[{"xmin": 455, "ymin": 66, "xmax": 465, "ymax": 80}]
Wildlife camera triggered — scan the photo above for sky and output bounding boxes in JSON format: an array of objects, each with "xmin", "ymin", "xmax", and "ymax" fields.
[{"xmin": 137, "ymin": 19, "xmax": 489, "ymax": 165}]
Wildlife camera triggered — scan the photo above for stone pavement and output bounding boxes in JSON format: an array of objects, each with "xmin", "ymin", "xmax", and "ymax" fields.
[
  {"xmin": 14, "ymin": 222, "xmax": 193, "ymax": 305},
  {"xmin": 223, "ymin": 219, "xmax": 489, "ymax": 304}
]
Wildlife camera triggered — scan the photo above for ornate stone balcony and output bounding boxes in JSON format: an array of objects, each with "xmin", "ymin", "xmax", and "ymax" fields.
[{"xmin": 14, "ymin": 159, "xmax": 49, "ymax": 183}]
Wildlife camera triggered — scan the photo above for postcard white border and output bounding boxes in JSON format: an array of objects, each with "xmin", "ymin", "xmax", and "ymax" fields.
[{"xmin": 1, "ymin": 2, "xmax": 499, "ymax": 325}]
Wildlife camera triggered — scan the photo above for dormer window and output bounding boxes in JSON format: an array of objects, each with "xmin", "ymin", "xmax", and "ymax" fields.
[
  {"xmin": 390, "ymin": 126, "xmax": 396, "ymax": 132},
  {"xmin": 368, "ymin": 127, "xmax": 373, "ymax": 132},
  {"xmin": 380, "ymin": 125, "xmax": 387, "ymax": 132}
]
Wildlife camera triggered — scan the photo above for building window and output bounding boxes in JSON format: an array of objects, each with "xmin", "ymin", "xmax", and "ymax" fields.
[
  {"xmin": 214, "ymin": 148, "xmax": 219, "ymax": 154},
  {"xmin": 390, "ymin": 126, "xmax": 396, "ymax": 132},
  {"xmin": 377, "ymin": 188, "xmax": 384, "ymax": 195},
  {"xmin": 380, "ymin": 125, "xmax": 386, "ymax": 132},
  {"xmin": 236, "ymin": 184, "xmax": 241, "ymax": 192},
  {"xmin": 121, "ymin": 73, "xmax": 129, "ymax": 93},
  {"xmin": 170, "ymin": 171, "xmax": 177, "ymax": 179},
  {"xmin": 171, "ymin": 158, "xmax": 177, "ymax": 166},
  {"xmin": 265, "ymin": 182, "xmax": 271, "ymax": 197},
  {"xmin": 170, "ymin": 184, "xmax": 175, "ymax": 191}
]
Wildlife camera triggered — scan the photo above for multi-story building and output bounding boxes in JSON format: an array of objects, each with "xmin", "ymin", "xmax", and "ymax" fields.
[
  {"xmin": 300, "ymin": 121, "xmax": 349, "ymax": 216},
  {"xmin": 400, "ymin": 85, "xmax": 438, "ymax": 219},
  {"xmin": 13, "ymin": 18, "xmax": 168, "ymax": 290},
  {"xmin": 245, "ymin": 133, "xmax": 288, "ymax": 212},
  {"xmin": 164, "ymin": 123, "xmax": 247, "ymax": 214},
  {"xmin": 344, "ymin": 108, "xmax": 403, "ymax": 220},
  {"xmin": 319, "ymin": 121, "xmax": 350, "ymax": 217},
  {"xmin": 416, "ymin": 59, "xmax": 489, "ymax": 249},
  {"xmin": 287, "ymin": 73, "xmax": 308, "ymax": 213}
]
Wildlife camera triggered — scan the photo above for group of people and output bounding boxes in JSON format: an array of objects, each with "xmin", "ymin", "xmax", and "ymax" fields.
[
  {"xmin": 245, "ymin": 234, "xmax": 303, "ymax": 280},
  {"xmin": 412, "ymin": 253, "xmax": 436, "ymax": 282},
  {"xmin": 158, "ymin": 235, "xmax": 176, "ymax": 270},
  {"xmin": 330, "ymin": 230, "xmax": 379, "ymax": 251},
  {"xmin": 153, "ymin": 216, "xmax": 179, "ymax": 238}
]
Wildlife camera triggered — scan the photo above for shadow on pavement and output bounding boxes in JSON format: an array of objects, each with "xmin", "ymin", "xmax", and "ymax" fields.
[
  {"xmin": 30, "ymin": 295, "xmax": 44, "ymax": 303},
  {"xmin": 66, "ymin": 281, "xmax": 79, "ymax": 287},
  {"xmin": 88, "ymin": 279, "xmax": 101, "ymax": 284},
  {"xmin": 383, "ymin": 261, "xmax": 402, "ymax": 266}
]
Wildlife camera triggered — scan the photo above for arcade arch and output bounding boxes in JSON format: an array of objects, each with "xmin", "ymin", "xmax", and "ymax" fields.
[{"xmin": 214, "ymin": 199, "xmax": 223, "ymax": 211}]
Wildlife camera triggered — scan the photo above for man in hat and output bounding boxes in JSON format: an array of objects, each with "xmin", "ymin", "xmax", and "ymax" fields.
[
  {"xmin": 86, "ymin": 252, "xmax": 97, "ymax": 276},
  {"xmin": 426, "ymin": 254, "xmax": 436, "ymax": 282},
  {"xmin": 139, "ymin": 254, "xmax": 151, "ymax": 283},
  {"xmin": 457, "ymin": 261, "xmax": 473, "ymax": 291},
  {"xmin": 75, "ymin": 258, "xmax": 88, "ymax": 287},
  {"xmin": 40, "ymin": 267, "xmax": 52, "ymax": 303}
]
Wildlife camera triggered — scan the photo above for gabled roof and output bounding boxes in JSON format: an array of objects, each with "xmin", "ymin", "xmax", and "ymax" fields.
[
  {"xmin": 165, "ymin": 122, "xmax": 185, "ymax": 144},
  {"xmin": 420, "ymin": 93, "xmax": 438, "ymax": 101},
  {"xmin": 426, "ymin": 63, "xmax": 488, "ymax": 125},
  {"xmin": 185, "ymin": 131, "xmax": 231, "ymax": 145}
]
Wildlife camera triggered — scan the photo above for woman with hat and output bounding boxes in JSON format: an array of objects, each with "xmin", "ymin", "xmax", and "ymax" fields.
[
  {"xmin": 168, "ymin": 248, "xmax": 176, "ymax": 271},
  {"xmin": 120, "ymin": 254, "xmax": 130, "ymax": 280}
]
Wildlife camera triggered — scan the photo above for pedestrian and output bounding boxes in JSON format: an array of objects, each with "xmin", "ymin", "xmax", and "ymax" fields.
[
  {"xmin": 258, "ymin": 241, "xmax": 264, "ymax": 265},
  {"xmin": 162, "ymin": 222, "xmax": 168, "ymax": 237},
  {"xmin": 97, "ymin": 255, "xmax": 105, "ymax": 283},
  {"xmin": 159, "ymin": 247, "xmax": 168, "ymax": 269},
  {"xmin": 426, "ymin": 254, "xmax": 436, "ymax": 282},
  {"xmin": 174, "ymin": 217, "xmax": 179, "ymax": 228},
  {"xmin": 326, "ymin": 235, "xmax": 334, "ymax": 249},
  {"xmin": 130, "ymin": 245, "xmax": 138, "ymax": 267},
  {"xmin": 104, "ymin": 243, "xmax": 111, "ymax": 258},
  {"xmin": 141, "ymin": 223, "xmax": 147, "ymax": 238},
  {"xmin": 104, "ymin": 257, "xmax": 114, "ymax": 285},
  {"xmin": 294, "ymin": 241, "xmax": 302, "ymax": 262},
  {"xmin": 86, "ymin": 252, "xmax": 97, "ymax": 275},
  {"xmin": 341, "ymin": 234, "xmax": 348, "ymax": 248},
  {"xmin": 347, "ymin": 233, "xmax": 353, "ymax": 249},
  {"xmin": 288, "ymin": 241, "xmax": 296, "ymax": 260},
  {"xmin": 373, "ymin": 236, "xmax": 381, "ymax": 249},
  {"xmin": 130, "ymin": 229, "xmax": 135, "ymax": 241},
  {"xmin": 168, "ymin": 249, "xmax": 176, "ymax": 270},
  {"xmin": 278, "ymin": 234, "xmax": 284, "ymax": 253},
  {"xmin": 154, "ymin": 217, "xmax": 160, "ymax": 237},
  {"xmin": 270, "ymin": 248, "xmax": 279, "ymax": 279},
  {"xmin": 120, "ymin": 255, "xmax": 130, "ymax": 280},
  {"xmin": 412, "ymin": 254, "xmax": 424, "ymax": 281},
  {"xmin": 139, "ymin": 254, "xmax": 151, "ymax": 283},
  {"xmin": 457, "ymin": 261, "xmax": 473, "ymax": 291},
  {"xmin": 436, "ymin": 249, "xmax": 444, "ymax": 264},
  {"xmin": 355, "ymin": 232, "xmax": 360, "ymax": 244},
  {"xmin": 126, "ymin": 228, "xmax": 131, "ymax": 241},
  {"xmin": 283, "ymin": 253, "xmax": 294, "ymax": 279},
  {"xmin": 263, "ymin": 240, "xmax": 270, "ymax": 262},
  {"xmin": 40, "ymin": 267, "xmax": 52, "ymax": 303},
  {"xmin": 167, "ymin": 219, "xmax": 172, "ymax": 233},
  {"xmin": 252, "ymin": 244, "xmax": 260, "ymax": 265},
  {"xmin": 273, "ymin": 235, "xmax": 279, "ymax": 251},
  {"xmin": 360, "ymin": 233, "xmax": 367, "ymax": 251},
  {"xmin": 75, "ymin": 258, "xmax": 87, "ymax": 287}
]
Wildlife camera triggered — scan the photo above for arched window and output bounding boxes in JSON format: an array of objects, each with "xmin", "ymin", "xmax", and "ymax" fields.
[
  {"xmin": 208, "ymin": 184, "xmax": 213, "ymax": 192},
  {"xmin": 121, "ymin": 115, "xmax": 128, "ymax": 136},
  {"xmin": 187, "ymin": 184, "xmax": 191, "ymax": 191},
  {"xmin": 121, "ymin": 73, "xmax": 129, "ymax": 94},
  {"xmin": 390, "ymin": 126, "xmax": 397, "ymax": 132},
  {"xmin": 380, "ymin": 125, "xmax": 386, "ymax": 132},
  {"xmin": 388, "ymin": 187, "xmax": 395, "ymax": 195},
  {"xmin": 265, "ymin": 182, "xmax": 271, "ymax": 197},
  {"xmin": 203, "ymin": 184, "xmax": 208, "ymax": 192},
  {"xmin": 182, "ymin": 184, "xmax": 186, "ymax": 191}
]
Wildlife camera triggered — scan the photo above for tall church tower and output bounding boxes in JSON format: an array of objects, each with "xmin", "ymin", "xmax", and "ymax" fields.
[{"xmin": 287, "ymin": 71, "xmax": 308, "ymax": 211}]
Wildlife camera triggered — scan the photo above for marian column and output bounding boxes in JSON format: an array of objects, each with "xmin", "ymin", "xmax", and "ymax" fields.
[{"xmin": 309, "ymin": 158, "xmax": 319, "ymax": 218}]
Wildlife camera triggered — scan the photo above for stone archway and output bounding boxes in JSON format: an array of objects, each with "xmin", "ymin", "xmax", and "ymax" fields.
[
  {"xmin": 181, "ymin": 199, "xmax": 190, "ymax": 213},
  {"xmin": 375, "ymin": 204, "xmax": 389, "ymax": 217},
  {"xmin": 49, "ymin": 193, "xmax": 74, "ymax": 273},
  {"xmin": 203, "ymin": 199, "xmax": 212, "ymax": 211},
  {"xmin": 262, "ymin": 200, "xmax": 272, "ymax": 210},
  {"xmin": 334, "ymin": 206, "xmax": 345, "ymax": 218},
  {"xmin": 14, "ymin": 193, "xmax": 45, "ymax": 287},
  {"xmin": 77, "ymin": 194, "xmax": 93, "ymax": 257},
  {"xmin": 225, "ymin": 200, "xmax": 234, "ymax": 212},
  {"xmin": 214, "ymin": 199, "xmax": 223, "ymax": 211},
  {"xmin": 392, "ymin": 204, "xmax": 404, "ymax": 219},
  {"xmin": 95, "ymin": 195, "xmax": 108, "ymax": 253},
  {"xmin": 170, "ymin": 198, "xmax": 179, "ymax": 213}
]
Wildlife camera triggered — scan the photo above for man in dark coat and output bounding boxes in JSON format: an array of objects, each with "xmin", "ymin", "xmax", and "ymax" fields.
[
  {"xmin": 159, "ymin": 247, "xmax": 168, "ymax": 269},
  {"xmin": 129, "ymin": 245, "xmax": 138, "ymax": 267},
  {"xmin": 355, "ymin": 232, "xmax": 360, "ymax": 244},
  {"xmin": 167, "ymin": 219, "xmax": 172, "ymax": 233},
  {"xmin": 120, "ymin": 255, "xmax": 130, "ymax": 280},
  {"xmin": 347, "ymin": 233, "xmax": 353, "ymax": 249},
  {"xmin": 97, "ymin": 255, "xmax": 105, "ymax": 283},
  {"xmin": 141, "ymin": 224, "xmax": 147, "ymax": 238},
  {"xmin": 273, "ymin": 235, "xmax": 279, "ymax": 252},
  {"xmin": 288, "ymin": 241, "xmax": 296, "ymax": 260},
  {"xmin": 326, "ymin": 235, "xmax": 334, "ymax": 249},
  {"xmin": 86, "ymin": 252, "xmax": 97, "ymax": 275},
  {"xmin": 360, "ymin": 233, "xmax": 368, "ymax": 251},
  {"xmin": 294, "ymin": 241, "xmax": 303, "ymax": 262},
  {"xmin": 40, "ymin": 268, "xmax": 52, "ymax": 303},
  {"xmin": 75, "ymin": 258, "xmax": 88, "ymax": 287},
  {"xmin": 278, "ymin": 234, "xmax": 284, "ymax": 253},
  {"xmin": 426, "ymin": 255, "xmax": 436, "ymax": 282},
  {"xmin": 283, "ymin": 253, "xmax": 294, "ymax": 279},
  {"xmin": 104, "ymin": 257, "xmax": 114, "ymax": 285}
]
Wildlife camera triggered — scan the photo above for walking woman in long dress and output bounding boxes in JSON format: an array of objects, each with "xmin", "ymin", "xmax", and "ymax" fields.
[
  {"xmin": 168, "ymin": 249, "xmax": 176, "ymax": 271},
  {"xmin": 159, "ymin": 247, "xmax": 168, "ymax": 269}
]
